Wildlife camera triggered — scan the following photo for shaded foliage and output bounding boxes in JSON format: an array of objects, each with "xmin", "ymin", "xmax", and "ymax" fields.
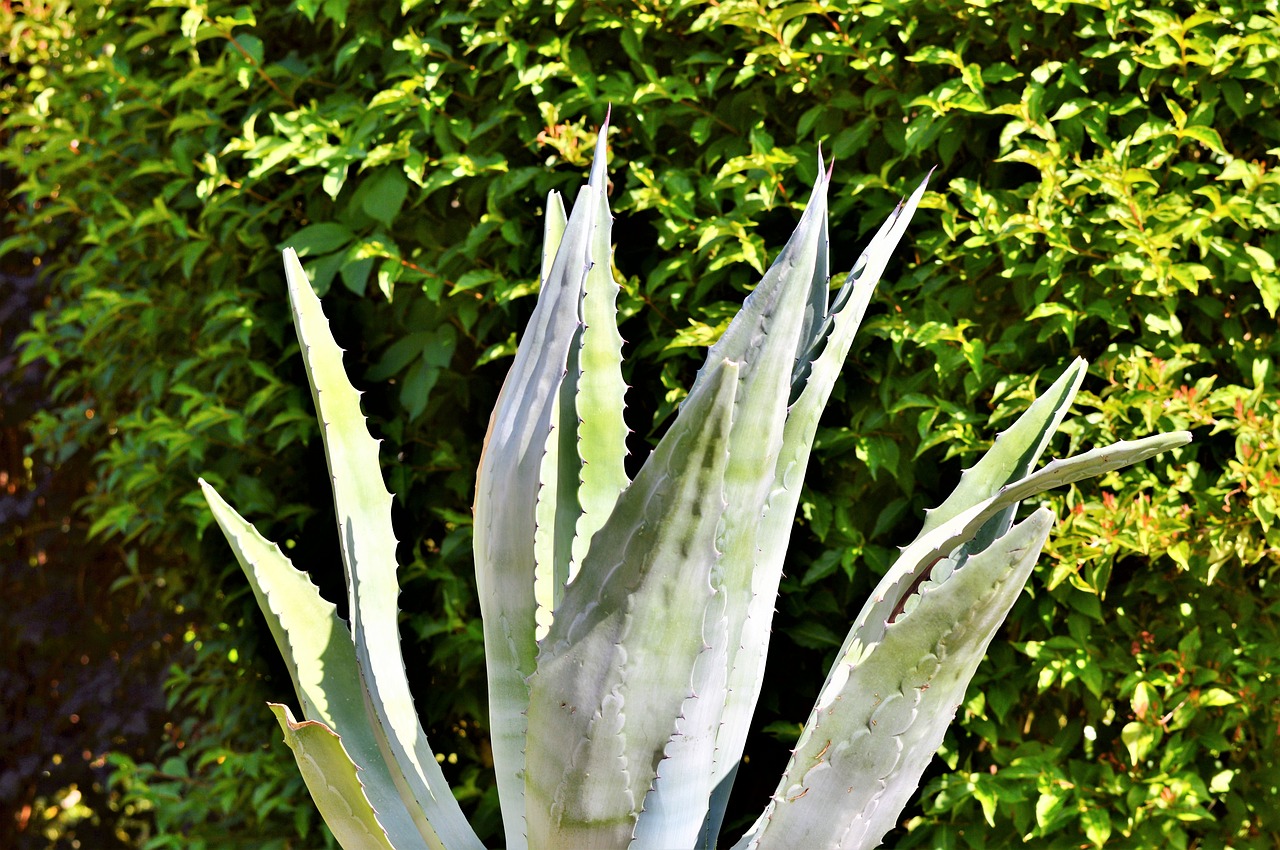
[
  {"xmin": 1, "ymin": 0, "xmax": 1277, "ymax": 847},
  {"xmin": 0, "ymin": 201, "xmax": 174, "ymax": 846}
]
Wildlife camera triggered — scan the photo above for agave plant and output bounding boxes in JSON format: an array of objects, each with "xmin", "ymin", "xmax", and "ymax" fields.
[{"xmin": 199, "ymin": 118, "xmax": 1190, "ymax": 850}]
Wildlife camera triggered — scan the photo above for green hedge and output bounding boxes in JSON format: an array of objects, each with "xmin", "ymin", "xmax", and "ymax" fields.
[{"xmin": 3, "ymin": 0, "xmax": 1277, "ymax": 846}]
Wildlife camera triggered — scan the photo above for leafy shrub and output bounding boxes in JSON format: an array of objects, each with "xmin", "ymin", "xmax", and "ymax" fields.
[
  {"xmin": 0, "ymin": 232, "xmax": 180, "ymax": 849},
  {"xmin": 3, "ymin": 0, "xmax": 1277, "ymax": 846}
]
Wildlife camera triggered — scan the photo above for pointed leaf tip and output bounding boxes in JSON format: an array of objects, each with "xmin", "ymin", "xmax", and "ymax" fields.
[{"xmin": 590, "ymin": 110, "xmax": 611, "ymax": 190}]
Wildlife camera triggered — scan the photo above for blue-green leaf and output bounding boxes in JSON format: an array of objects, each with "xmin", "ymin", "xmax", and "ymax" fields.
[{"xmin": 282, "ymin": 248, "xmax": 483, "ymax": 850}]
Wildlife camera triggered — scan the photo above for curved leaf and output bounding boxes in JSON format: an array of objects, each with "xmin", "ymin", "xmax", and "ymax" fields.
[
  {"xmin": 283, "ymin": 249, "xmax": 482, "ymax": 850},
  {"xmin": 269, "ymin": 704, "xmax": 401, "ymax": 850},
  {"xmin": 200, "ymin": 480, "xmax": 430, "ymax": 850},
  {"xmin": 740, "ymin": 510, "xmax": 1055, "ymax": 850}
]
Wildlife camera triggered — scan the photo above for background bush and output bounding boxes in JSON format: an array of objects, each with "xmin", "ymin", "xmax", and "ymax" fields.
[{"xmin": 3, "ymin": 0, "xmax": 1277, "ymax": 847}]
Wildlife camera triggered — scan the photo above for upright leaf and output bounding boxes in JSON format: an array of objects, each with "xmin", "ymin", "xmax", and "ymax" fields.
[
  {"xmin": 733, "ymin": 429, "xmax": 1191, "ymax": 849},
  {"xmin": 641, "ymin": 165, "xmax": 834, "ymax": 846},
  {"xmin": 283, "ymin": 249, "xmax": 482, "ymax": 850},
  {"xmin": 474, "ymin": 122, "xmax": 615, "ymax": 849},
  {"xmin": 917, "ymin": 357, "xmax": 1088, "ymax": 547},
  {"xmin": 702, "ymin": 176, "xmax": 930, "ymax": 845},
  {"xmin": 739, "ymin": 511, "xmax": 1056, "ymax": 850},
  {"xmin": 525, "ymin": 360, "xmax": 739, "ymax": 847},
  {"xmin": 570, "ymin": 124, "xmax": 630, "ymax": 576},
  {"xmin": 269, "ymin": 704, "xmax": 402, "ymax": 850}
]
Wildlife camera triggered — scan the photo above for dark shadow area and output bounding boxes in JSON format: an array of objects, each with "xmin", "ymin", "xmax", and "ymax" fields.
[{"xmin": 0, "ymin": 174, "xmax": 179, "ymax": 849}]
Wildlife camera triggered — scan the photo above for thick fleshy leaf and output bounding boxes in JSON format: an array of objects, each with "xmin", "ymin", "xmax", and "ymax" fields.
[
  {"xmin": 790, "ymin": 171, "xmax": 933, "ymax": 399},
  {"xmin": 283, "ymin": 249, "xmax": 482, "ymax": 850},
  {"xmin": 532, "ymin": 189, "xmax": 576, "ymax": 643},
  {"xmin": 200, "ymin": 480, "xmax": 430, "ymax": 849},
  {"xmin": 700, "ymin": 175, "xmax": 931, "ymax": 846},
  {"xmin": 792, "ymin": 152, "xmax": 832, "ymax": 386},
  {"xmin": 631, "ymin": 594, "xmax": 731, "ymax": 850},
  {"xmin": 640, "ymin": 165, "xmax": 834, "ymax": 848},
  {"xmin": 571, "ymin": 124, "xmax": 630, "ymax": 577},
  {"xmin": 738, "ymin": 510, "xmax": 1055, "ymax": 850},
  {"xmin": 269, "ymin": 704, "xmax": 401, "ymax": 850},
  {"xmin": 540, "ymin": 190, "xmax": 569, "ymax": 288},
  {"xmin": 480, "ymin": 117, "xmax": 626, "ymax": 849},
  {"xmin": 685, "ymin": 166, "xmax": 829, "ymax": 404},
  {"xmin": 843, "ymin": 430, "xmax": 1192, "ymax": 670},
  {"xmin": 535, "ymin": 341, "xmax": 583, "ymax": 636},
  {"xmin": 732, "ymin": 428, "xmax": 1191, "ymax": 849},
  {"xmin": 525, "ymin": 359, "xmax": 739, "ymax": 848},
  {"xmin": 475, "ymin": 185, "xmax": 597, "ymax": 849}
]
